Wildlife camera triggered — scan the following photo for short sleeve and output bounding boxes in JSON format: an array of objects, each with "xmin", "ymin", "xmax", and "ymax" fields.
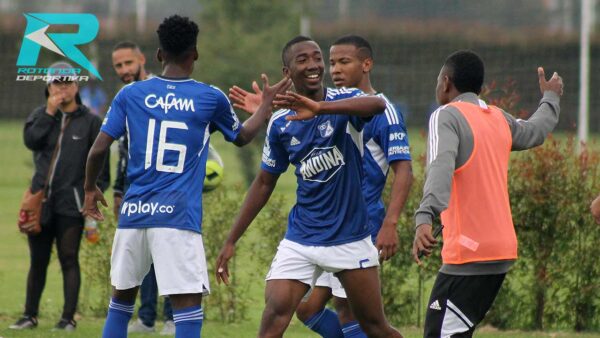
[
  {"xmin": 101, "ymin": 86, "xmax": 128, "ymax": 139},
  {"xmin": 210, "ymin": 87, "xmax": 242, "ymax": 142},
  {"xmin": 260, "ymin": 124, "xmax": 289, "ymax": 174},
  {"xmin": 377, "ymin": 106, "xmax": 411, "ymax": 162},
  {"xmin": 344, "ymin": 88, "xmax": 369, "ymax": 131}
]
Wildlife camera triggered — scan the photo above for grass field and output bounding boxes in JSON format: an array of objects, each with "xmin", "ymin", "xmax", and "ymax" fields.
[{"xmin": 0, "ymin": 119, "xmax": 599, "ymax": 338}]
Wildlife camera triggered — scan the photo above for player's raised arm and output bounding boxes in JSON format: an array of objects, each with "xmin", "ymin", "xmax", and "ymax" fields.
[
  {"xmin": 274, "ymin": 91, "xmax": 385, "ymax": 121},
  {"xmin": 504, "ymin": 67, "xmax": 563, "ymax": 151},
  {"xmin": 233, "ymin": 75, "xmax": 291, "ymax": 146},
  {"xmin": 216, "ymin": 169, "xmax": 280, "ymax": 285}
]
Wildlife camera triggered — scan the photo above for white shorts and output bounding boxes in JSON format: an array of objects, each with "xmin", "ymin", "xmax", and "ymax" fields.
[
  {"xmin": 315, "ymin": 272, "xmax": 346, "ymax": 298},
  {"xmin": 110, "ymin": 228, "xmax": 210, "ymax": 296},
  {"xmin": 265, "ymin": 236, "xmax": 379, "ymax": 291}
]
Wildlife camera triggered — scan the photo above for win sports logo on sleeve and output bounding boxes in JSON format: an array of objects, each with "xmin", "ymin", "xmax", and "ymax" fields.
[{"xmin": 16, "ymin": 13, "xmax": 101, "ymax": 82}]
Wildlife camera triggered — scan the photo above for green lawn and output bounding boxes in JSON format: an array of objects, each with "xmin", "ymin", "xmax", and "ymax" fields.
[{"xmin": 0, "ymin": 119, "xmax": 598, "ymax": 337}]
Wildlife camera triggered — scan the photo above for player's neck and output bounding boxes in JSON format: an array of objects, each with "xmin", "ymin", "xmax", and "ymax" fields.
[
  {"xmin": 299, "ymin": 86, "xmax": 325, "ymax": 102},
  {"xmin": 357, "ymin": 77, "xmax": 376, "ymax": 95},
  {"xmin": 161, "ymin": 63, "xmax": 192, "ymax": 79}
]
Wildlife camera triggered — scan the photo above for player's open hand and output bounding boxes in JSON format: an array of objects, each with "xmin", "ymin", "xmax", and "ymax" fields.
[
  {"xmin": 82, "ymin": 186, "xmax": 107, "ymax": 221},
  {"xmin": 260, "ymin": 74, "xmax": 292, "ymax": 106},
  {"xmin": 591, "ymin": 194, "xmax": 600, "ymax": 224},
  {"xmin": 216, "ymin": 242, "xmax": 235, "ymax": 285},
  {"xmin": 412, "ymin": 223, "xmax": 437, "ymax": 265},
  {"xmin": 229, "ymin": 81, "xmax": 263, "ymax": 115},
  {"xmin": 376, "ymin": 219, "xmax": 399, "ymax": 262},
  {"xmin": 538, "ymin": 67, "xmax": 563, "ymax": 96},
  {"xmin": 274, "ymin": 91, "xmax": 321, "ymax": 121}
]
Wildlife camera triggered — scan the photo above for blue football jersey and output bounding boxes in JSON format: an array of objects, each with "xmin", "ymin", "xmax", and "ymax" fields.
[
  {"xmin": 261, "ymin": 87, "xmax": 372, "ymax": 246},
  {"xmin": 362, "ymin": 93, "xmax": 411, "ymax": 238},
  {"xmin": 101, "ymin": 77, "xmax": 241, "ymax": 233}
]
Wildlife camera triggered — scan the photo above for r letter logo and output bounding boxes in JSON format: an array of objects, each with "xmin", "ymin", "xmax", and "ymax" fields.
[{"xmin": 17, "ymin": 13, "xmax": 101, "ymax": 80}]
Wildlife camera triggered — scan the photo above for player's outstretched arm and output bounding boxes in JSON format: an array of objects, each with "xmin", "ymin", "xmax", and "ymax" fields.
[
  {"xmin": 233, "ymin": 75, "xmax": 291, "ymax": 146},
  {"xmin": 229, "ymin": 81, "xmax": 262, "ymax": 115},
  {"xmin": 376, "ymin": 160, "xmax": 413, "ymax": 261},
  {"xmin": 83, "ymin": 132, "xmax": 113, "ymax": 221},
  {"xmin": 505, "ymin": 67, "xmax": 563, "ymax": 151},
  {"xmin": 274, "ymin": 91, "xmax": 386, "ymax": 121},
  {"xmin": 216, "ymin": 169, "xmax": 280, "ymax": 285}
]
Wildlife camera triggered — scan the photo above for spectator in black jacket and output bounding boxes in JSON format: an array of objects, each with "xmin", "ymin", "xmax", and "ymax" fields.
[{"xmin": 10, "ymin": 62, "xmax": 110, "ymax": 331}]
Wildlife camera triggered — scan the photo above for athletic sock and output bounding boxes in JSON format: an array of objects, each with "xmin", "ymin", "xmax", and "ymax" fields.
[
  {"xmin": 173, "ymin": 305, "xmax": 203, "ymax": 338},
  {"xmin": 342, "ymin": 320, "xmax": 367, "ymax": 338},
  {"xmin": 302, "ymin": 308, "xmax": 344, "ymax": 338},
  {"xmin": 102, "ymin": 298, "xmax": 134, "ymax": 338}
]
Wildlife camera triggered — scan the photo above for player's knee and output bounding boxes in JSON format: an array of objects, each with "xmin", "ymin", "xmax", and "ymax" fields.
[
  {"xmin": 295, "ymin": 302, "xmax": 321, "ymax": 323},
  {"xmin": 356, "ymin": 316, "xmax": 391, "ymax": 337}
]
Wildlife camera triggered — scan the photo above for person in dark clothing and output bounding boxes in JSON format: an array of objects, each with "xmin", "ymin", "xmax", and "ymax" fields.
[{"xmin": 10, "ymin": 62, "xmax": 110, "ymax": 331}]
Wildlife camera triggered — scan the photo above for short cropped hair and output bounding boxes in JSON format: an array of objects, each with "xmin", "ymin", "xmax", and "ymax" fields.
[
  {"xmin": 281, "ymin": 35, "xmax": 314, "ymax": 66},
  {"xmin": 156, "ymin": 15, "xmax": 199, "ymax": 55},
  {"xmin": 444, "ymin": 50, "xmax": 484, "ymax": 95},
  {"xmin": 332, "ymin": 35, "xmax": 373, "ymax": 60},
  {"xmin": 112, "ymin": 41, "xmax": 140, "ymax": 52}
]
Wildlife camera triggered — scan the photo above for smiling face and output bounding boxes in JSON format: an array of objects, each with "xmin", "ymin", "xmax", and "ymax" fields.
[
  {"xmin": 283, "ymin": 40, "xmax": 325, "ymax": 97},
  {"xmin": 329, "ymin": 44, "xmax": 370, "ymax": 89}
]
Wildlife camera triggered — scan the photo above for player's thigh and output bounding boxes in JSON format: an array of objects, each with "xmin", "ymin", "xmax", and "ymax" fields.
[
  {"xmin": 336, "ymin": 266, "xmax": 386, "ymax": 322},
  {"xmin": 110, "ymin": 229, "xmax": 153, "ymax": 290},
  {"xmin": 424, "ymin": 272, "xmax": 506, "ymax": 338},
  {"xmin": 148, "ymin": 228, "xmax": 209, "ymax": 297},
  {"xmin": 265, "ymin": 279, "xmax": 310, "ymax": 317}
]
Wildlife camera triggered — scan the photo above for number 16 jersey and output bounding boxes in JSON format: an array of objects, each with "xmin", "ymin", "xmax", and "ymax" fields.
[{"xmin": 101, "ymin": 76, "xmax": 241, "ymax": 233}]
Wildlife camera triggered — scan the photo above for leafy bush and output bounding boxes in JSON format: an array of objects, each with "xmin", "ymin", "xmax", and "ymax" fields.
[{"xmin": 79, "ymin": 184, "xmax": 289, "ymax": 323}]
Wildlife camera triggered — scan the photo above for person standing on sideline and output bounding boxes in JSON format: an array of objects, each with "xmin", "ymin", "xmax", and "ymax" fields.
[
  {"xmin": 10, "ymin": 62, "xmax": 110, "ymax": 331},
  {"xmin": 216, "ymin": 36, "xmax": 403, "ymax": 338},
  {"xmin": 111, "ymin": 40, "xmax": 175, "ymax": 335},
  {"xmin": 83, "ymin": 15, "xmax": 291, "ymax": 338},
  {"xmin": 413, "ymin": 50, "xmax": 563, "ymax": 337}
]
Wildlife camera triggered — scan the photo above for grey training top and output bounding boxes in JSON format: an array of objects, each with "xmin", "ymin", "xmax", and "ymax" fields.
[{"xmin": 415, "ymin": 91, "xmax": 560, "ymax": 275}]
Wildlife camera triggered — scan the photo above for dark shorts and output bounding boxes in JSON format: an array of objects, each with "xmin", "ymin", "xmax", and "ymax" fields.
[{"xmin": 423, "ymin": 272, "xmax": 506, "ymax": 338}]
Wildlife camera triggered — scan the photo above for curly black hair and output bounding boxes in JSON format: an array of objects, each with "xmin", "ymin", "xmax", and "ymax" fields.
[
  {"xmin": 156, "ymin": 15, "xmax": 199, "ymax": 56},
  {"xmin": 444, "ymin": 50, "xmax": 484, "ymax": 95}
]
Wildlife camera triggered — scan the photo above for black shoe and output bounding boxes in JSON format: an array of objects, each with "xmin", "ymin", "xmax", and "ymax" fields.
[
  {"xmin": 53, "ymin": 318, "xmax": 76, "ymax": 331},
  {"xmin": 9, "ymin": 316, "xmax": 38, "ymax": 329}
]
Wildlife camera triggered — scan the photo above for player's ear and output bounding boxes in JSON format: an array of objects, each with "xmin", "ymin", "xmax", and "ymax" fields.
[
  {"xmin": 282, "ymin": 66, "xmax": 290, "ymax": 78},
  {"xmin": 362, "ymin": 57, "xmax": 373, "ymax": 73},
  {"xmin": 156, "ymin": 48, "xmax": 163, "ymax": 63},
  {"xmin": 138, "ymin": 51, "xmax": 146, "ymax": 66},
  {"xmin": 192, "ymin": 48, "xmax": 198, "ymax": 61},
  {"xmin": 443, "ymin": 74, "xmax": 451, "ymax": 93}
]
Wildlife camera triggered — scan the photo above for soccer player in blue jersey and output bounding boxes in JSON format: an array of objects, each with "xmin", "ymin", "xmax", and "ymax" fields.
[
  {"xmin": 216, "ymin": 36, "xmax": 403, "ymax": 338},
  {"xmin": 294, "ymin": 35, "xmax": 413, "ymax": 338},
  {"xmin": 228, "ymin": 35, "xmax": 413, "ymax": 338},
  {"xmin": 82, "ymin": 15, "xmax": 291, "ymax": 338}
]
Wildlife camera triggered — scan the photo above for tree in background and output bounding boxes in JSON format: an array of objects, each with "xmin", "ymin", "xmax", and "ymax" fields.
[{"xmin": 195, "ymin": 0, "xmax": 301, "ymax": 185}]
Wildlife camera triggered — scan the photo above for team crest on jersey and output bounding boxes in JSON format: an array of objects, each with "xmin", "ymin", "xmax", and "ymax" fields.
[
  {"xmin": 299, "ymin": 146, "xmax": 345, "ymax": 182},
  {"xmin": 318, "ymin": 120, "xmax": 334, "ymax": 138}
]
